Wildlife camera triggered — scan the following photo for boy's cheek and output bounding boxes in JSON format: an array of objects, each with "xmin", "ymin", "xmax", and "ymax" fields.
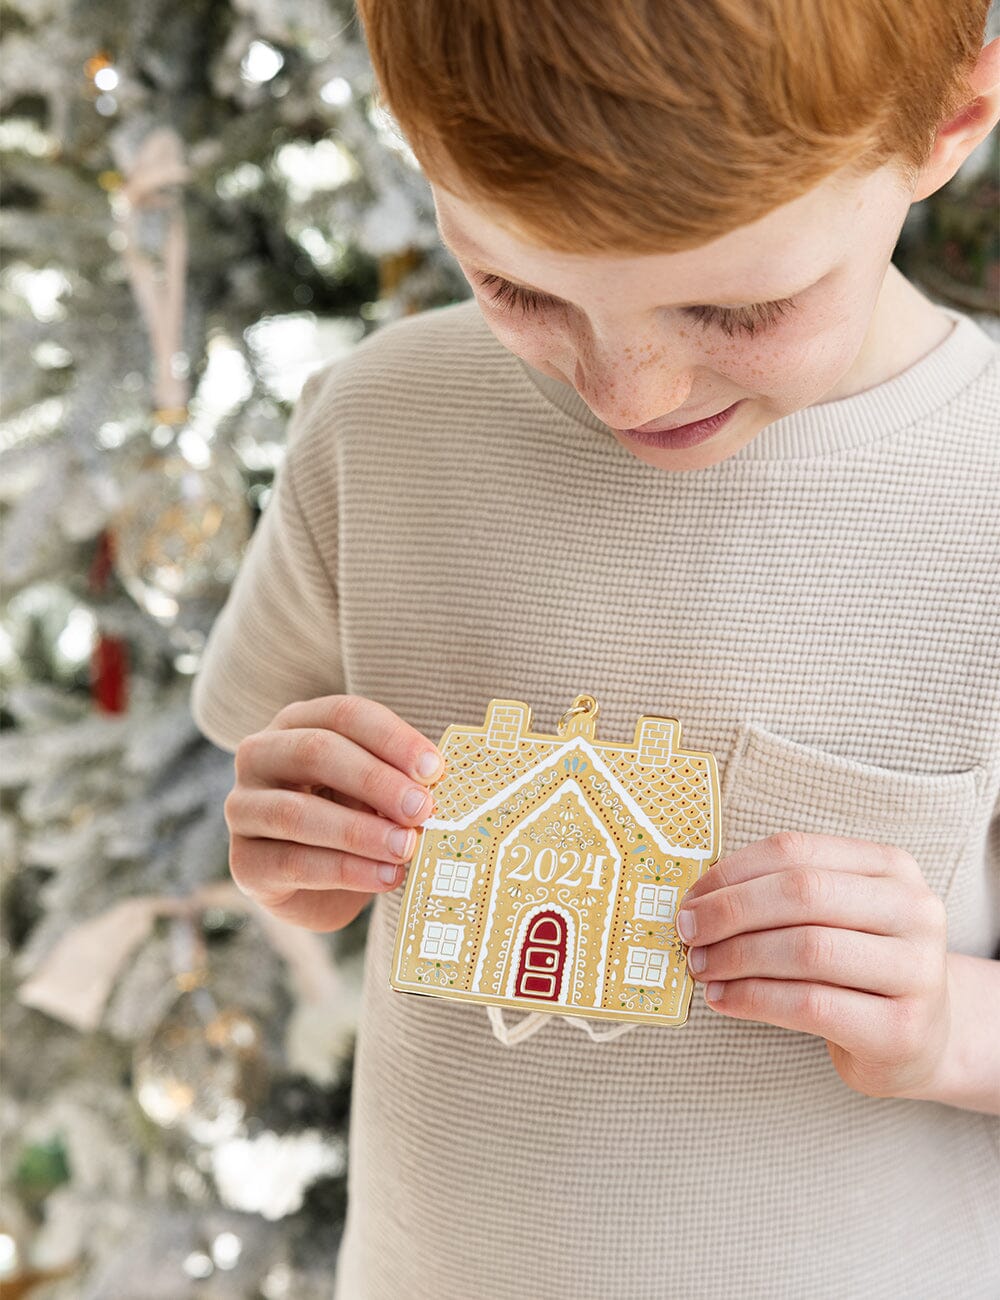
[{"xmin": 725, "ymin": 314, "xmax": 869, "ymax": 413}]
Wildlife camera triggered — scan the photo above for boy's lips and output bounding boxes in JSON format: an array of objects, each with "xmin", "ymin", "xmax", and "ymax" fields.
[
  {"xmin": 631, "ymin": 404, "xmax": 736, "ymax": 433},
  {"xmin": 615, "ymin": 400, "xmax": 744, "ymax": 448}
]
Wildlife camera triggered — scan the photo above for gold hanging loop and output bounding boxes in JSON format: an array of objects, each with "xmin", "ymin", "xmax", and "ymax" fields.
[{"xmin": 557, "ymin": 693, "xmax": 600, "ymax": 736}]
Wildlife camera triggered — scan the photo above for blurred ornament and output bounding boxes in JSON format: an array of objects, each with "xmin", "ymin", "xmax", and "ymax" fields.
[
  {"xmin": 210, "ymin": 1128, "xmax": 344, "ymax": 1220},
  {"xmin": 88, "ymin": 529, "xmax": 129, "ymax": 713},
  {"xmin": 132, "ymin": 917, "xmax": 269, "ymax": 1144},
  {"xmin": 133, "ymin": 986, "xmax": 268, "ymax": 1145},
  {"xmin": 108, "ymin": 411, "xmax": 251, "ymax": 626},
  {"xmin": 89, "ymin": 621, "xmax": 128, "ymax": 712},
  {"xmin": 2, "ymin": 583, "xmax": 94, "ymax": 689}
]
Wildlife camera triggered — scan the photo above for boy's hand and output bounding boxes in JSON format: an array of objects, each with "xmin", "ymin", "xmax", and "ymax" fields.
[
  {"xmin": 223, "ymin": 694, "xmax": 445, "ymax": 931},
  {"xmin": 676, "ymin": 831, "xmax": 951, "ymax": 1100}
]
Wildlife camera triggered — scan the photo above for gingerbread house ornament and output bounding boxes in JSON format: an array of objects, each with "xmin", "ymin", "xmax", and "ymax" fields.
[{"xmin": 389, "ymin": 695, "xmax": 723, "ymax": 1032}]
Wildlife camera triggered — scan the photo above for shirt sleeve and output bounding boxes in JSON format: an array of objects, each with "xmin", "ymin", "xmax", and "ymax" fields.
[{"xmin": 189, "ymin": 366, "xmax": 346, "ymax": 752}]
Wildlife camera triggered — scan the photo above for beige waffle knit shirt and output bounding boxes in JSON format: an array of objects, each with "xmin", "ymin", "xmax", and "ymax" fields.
[{"xmin": 191, "ymin": 296, "xmax": 1000, "ymax": 1300}]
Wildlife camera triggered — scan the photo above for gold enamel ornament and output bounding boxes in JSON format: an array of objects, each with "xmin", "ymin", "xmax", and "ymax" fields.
[{"xmin": 389, "ymin": 696, "xmax": 722, "ymax": 1027}]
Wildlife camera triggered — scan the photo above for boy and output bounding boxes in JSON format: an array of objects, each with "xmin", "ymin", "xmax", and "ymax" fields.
[{"xmin": 191, "ymin": 3, "xmax": 1000, "ymax": 1296}]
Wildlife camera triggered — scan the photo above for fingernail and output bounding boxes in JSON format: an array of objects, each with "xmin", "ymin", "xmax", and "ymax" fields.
[
  {"xmin": 401, "ymin": 786, "xmax": 429, "ymax": 817},
  {"xmin": 688, "ymin": 946, "xmax": 706, "ymax": 974},
  {"xmin": 706, "ymin": 982, "xmax": 726, "ymax": 1002},
  {"xmin": 377, "ymin": 864, "xmax": 400, "ymax": 885},
  {"xmin": 676, "ymin": 909, "xmax": 696, "ymax": 942},
  {"xmin": 414, "ymin": 750, "xmax": 444, "ymax": 779},
  {"xmin": 388, "ymin": 826, "xmax": 416, "ymax": 857}
]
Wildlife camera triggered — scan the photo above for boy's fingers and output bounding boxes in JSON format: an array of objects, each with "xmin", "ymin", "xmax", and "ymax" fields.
[
  {"xmin": 688, "ymin": 926, "xmax": 920, "ymax": 997},
  {"xmin": 226, "ymin": 787, "xmax": 421, "ymax": 865},
  {"xmin": 229, "ymin": 832, "xmax": 408, "ymax": 900},
  {"xmin": 677, "ymin": 869, "xmax": 917, "ymax": 946},
  {"xmin": 235, "ymin": 727, "xmax": 435, "ymax": 828},
  {"xmin": 702, "ymin": 977, "xmax": 889, "ymax": 1058},
  {"xmin": 683, "ymin": 830, "xmax": 917, "ymax": 904},
  {"xmin": 268, "ymin": 694, "xmax": 445, "ymax": 784}
]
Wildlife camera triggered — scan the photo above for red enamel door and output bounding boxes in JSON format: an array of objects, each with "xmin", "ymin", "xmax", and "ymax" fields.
[{"xmin": 514, "ymin": 911, "xmax": 567, "ymax": 1002}]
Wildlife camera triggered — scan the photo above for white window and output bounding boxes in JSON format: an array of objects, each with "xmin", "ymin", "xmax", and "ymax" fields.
[
  {"xmin": 624, "ymin": 946, "xmax": 667, "ymax": 988},
  {"xmin": 420, "ymin": 921, "xmax": 464, "ymax": 961},
  {"xmin": 431, "ymin": 857, "xmax": 475, "ymax": 898},
  {"xmin": 635, "ymin": 883, "xmax": 679, "ymax": 923}
]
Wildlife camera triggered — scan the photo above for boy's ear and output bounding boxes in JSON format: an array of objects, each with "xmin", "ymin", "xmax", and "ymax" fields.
[{"xmin": 910, "ymin": 35, "xmax": 1000, "ymax": 203}]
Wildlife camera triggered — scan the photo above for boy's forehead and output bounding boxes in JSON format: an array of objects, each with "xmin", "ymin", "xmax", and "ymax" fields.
[{"xmin": 433, "ymin": 165, "xmax": 891, "ymax": 301}]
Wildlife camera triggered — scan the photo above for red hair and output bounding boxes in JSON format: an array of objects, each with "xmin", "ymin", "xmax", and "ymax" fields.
[{"xmin": 355, "ymin": 0, "xmax": 991, "ymax": 252}]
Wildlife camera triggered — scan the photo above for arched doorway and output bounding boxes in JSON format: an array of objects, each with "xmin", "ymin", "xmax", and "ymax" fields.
[{"xmin": 513, "ymin": 910, "xmax": 567, "ymax": 1002}]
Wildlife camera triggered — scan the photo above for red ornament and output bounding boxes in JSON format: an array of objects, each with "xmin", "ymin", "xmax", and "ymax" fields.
[{"xmin": 89, "ymin": 529, "xmax": 130, "ymax": 714}]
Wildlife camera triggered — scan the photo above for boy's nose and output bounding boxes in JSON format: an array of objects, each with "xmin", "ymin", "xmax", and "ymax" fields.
[{"xmin": 572, "ymin": 352, "xmax": 696, "ymax": 433}]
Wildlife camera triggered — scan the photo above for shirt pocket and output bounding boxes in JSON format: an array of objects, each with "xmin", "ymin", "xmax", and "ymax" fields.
[{"xmin": 721, "ymin": 720, "xmax": 987, "ymax": 900}]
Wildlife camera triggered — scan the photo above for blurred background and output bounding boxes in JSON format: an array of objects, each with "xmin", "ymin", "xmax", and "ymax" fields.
[{"xmin": 0, "ymin": 1, "xmax": 997, "ymax": 1297}]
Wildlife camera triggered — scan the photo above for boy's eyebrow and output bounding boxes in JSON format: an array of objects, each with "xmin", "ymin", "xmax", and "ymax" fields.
[{"xmin": 438, "ymin": 226, "xmax": 825, "ymax": 310}]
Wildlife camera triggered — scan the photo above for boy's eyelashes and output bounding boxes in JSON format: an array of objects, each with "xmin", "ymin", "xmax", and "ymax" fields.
[{"xmin": 472, "ymin": 270, "xmax": 797, "ymax": 338}]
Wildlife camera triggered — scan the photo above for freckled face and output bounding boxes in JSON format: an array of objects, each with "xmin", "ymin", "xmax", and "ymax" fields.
[{"xmin": 432, "ymin": 164, "xmax": 915, "ymax": 470}]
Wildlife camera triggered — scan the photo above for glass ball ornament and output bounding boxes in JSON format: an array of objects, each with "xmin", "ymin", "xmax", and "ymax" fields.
[
  {"xmin": 108, "ymin": 412, "xmax": 252, "ymax": 625},
  {"xmin": 133, "ymin": 984, "xmax": 269, "ymax": 1145}
]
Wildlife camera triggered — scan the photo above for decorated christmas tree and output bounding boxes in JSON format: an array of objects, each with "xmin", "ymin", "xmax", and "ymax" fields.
[
  {"xmin": 1, "ymin": 1, "xmax": 467, "ymax": 1294},
  {"xmin": 1, "ymin": 0, "xmax": 996, "ymax": 1295}
]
